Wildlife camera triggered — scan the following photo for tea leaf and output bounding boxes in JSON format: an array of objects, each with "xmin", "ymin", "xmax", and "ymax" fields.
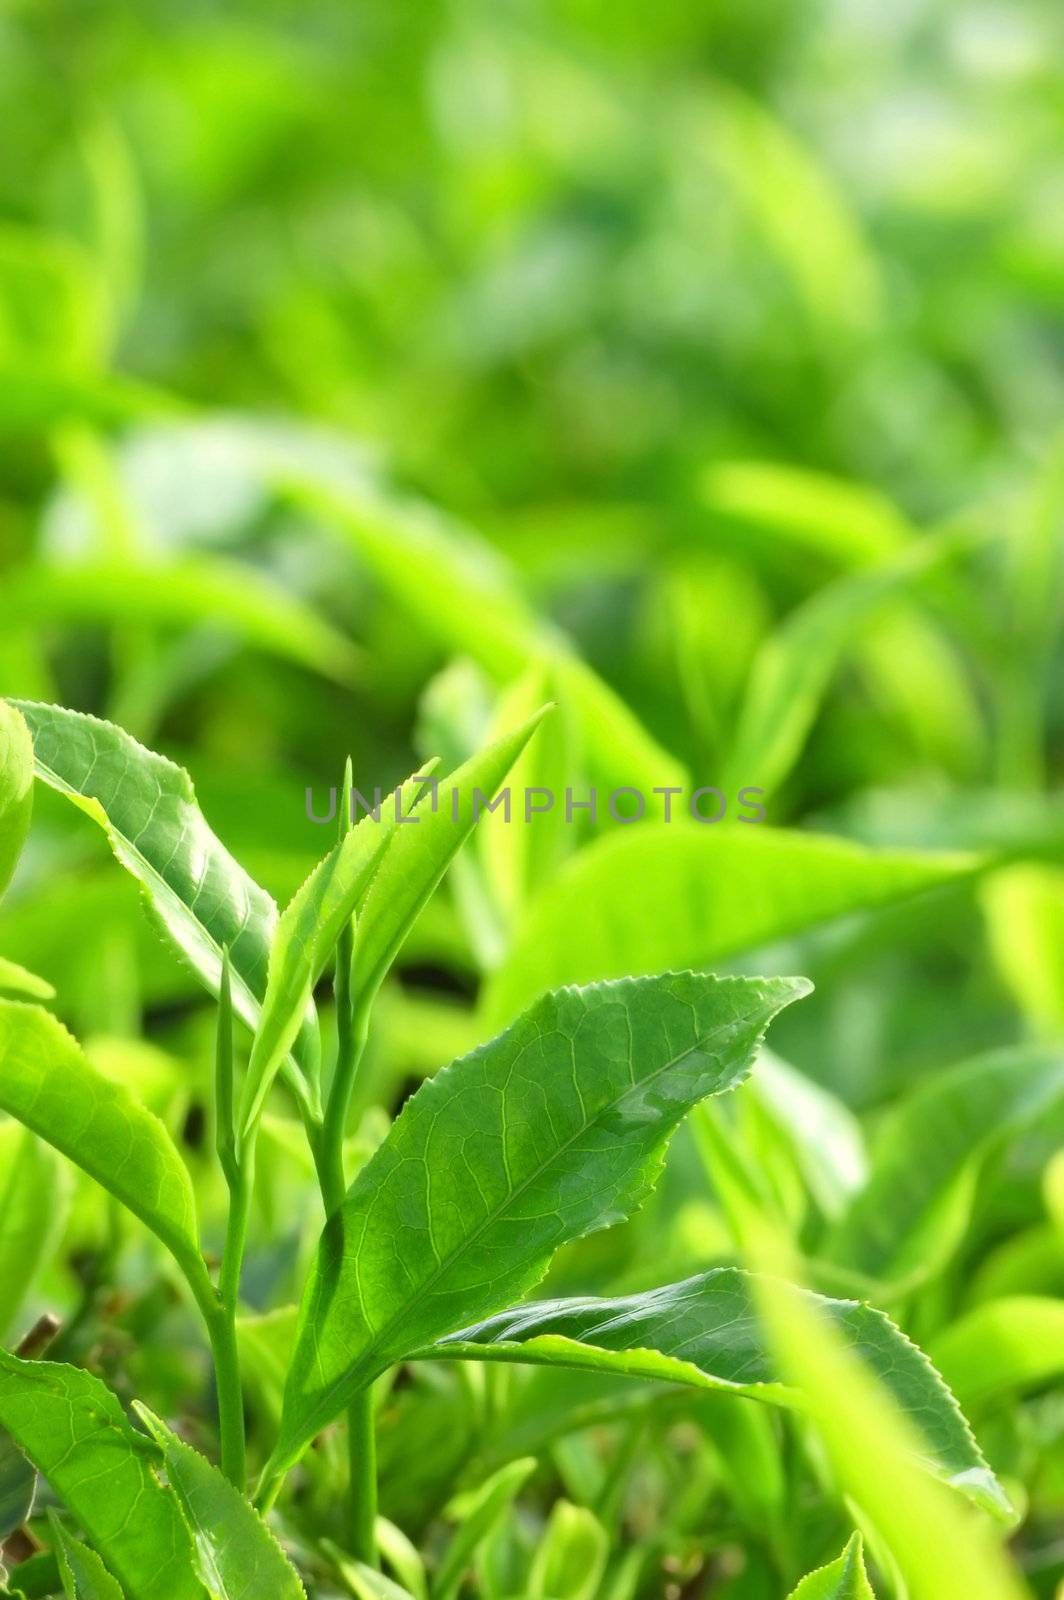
[
  {"xmin": 423, "ymin": 1266, "xmax": 1003, "ymax": 1515},
  {"xmin": 0, "ymin": 1000, "xmax": 206, "ymax": 1294},
  {"xmin": 51, "ymin": 1515, "xmax": 125, "ymax": 1600},
  {"xmin": 435, "ymin": 1459, "xmax": 537, "ymax": 1600},
  {"xmin": 11, "ymin": 702, "xmax": 313, "ymax": 1085},
  {"xmin": 238, "ymin": 766, "xmax": 430, "ymax": 1136},
  {"xmin": 828, "ymin": 1045, "xmax": 1064, "ymax": 1286},
  {"xmin": 721, "ymin": 524, "xmax": 986, "ymax": 799},
  {"xmin": 0, "ymin": 701, "xmax": 33, "ymax": 899},
  {"xmin": 528, "ymin": 1501, "xmax": 608, "ymax": 1600},
  {"xmin": 483, "ymin": 828, "xmax": 970, "ymax": 1026},
  {"xmin": 0, "ymin": 1354, "xmax": 202, "ymax": 1600},
  {"xmin": 134, "ymin": 1407, "xmax": 305, "ymax": 1600},
  {"xmin": 0, "ymin": 1123, "xmax": 68, "ymax": 1343},
  {"xmin": 929, "ymin": 1297, "xmax": 1064, "ymax": 1409},
  {"xmin": 0, "ymin": 957, "xmax": 54, "ymax": 1000},
  {"xmin": 350, "ymin": 708, "xmax": 549, "ymax": 1009},
  {"xmin": 268, "ymin": 971, "xmax": 808, "ymax": 1472},
  {"xmin": 787, "ymin": 1534, "xmax": 875, "ymax": 1598},
  {"xmin": 5, "ymin": 557, "xmax": 361, "ymax": 687}
]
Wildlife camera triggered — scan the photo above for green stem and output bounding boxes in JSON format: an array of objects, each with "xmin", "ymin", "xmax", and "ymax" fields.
[
  {"xmin": 208, "ymin": 1305, "xmax": 247, "ymax": 1492},
  {"xmin": 319, "ymin": 916, "xmax": 378, "ymax": 1565}
]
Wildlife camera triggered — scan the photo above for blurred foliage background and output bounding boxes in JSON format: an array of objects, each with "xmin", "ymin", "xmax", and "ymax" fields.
[{"xmin": 0, "ymin": 2, "xmax": 1063, "ymax": 1586}]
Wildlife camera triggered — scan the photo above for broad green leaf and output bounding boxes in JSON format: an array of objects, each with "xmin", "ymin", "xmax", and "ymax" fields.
[
  {"xmin": 721, "ymin": 524, "xmax": 985, "ymax": 799},
  {"xmin": 787, "ymin": 1534, "xmax": 875, "ymax": 1598},
  {"xmin": 528, "ymin": 1501, "xmax": 608, "ymax": 1600},
  {"xmin": 828, "ymin": 1045, "xmax": 1064, "ymax": 1286},
  {"xmin": 423, "ymin": 1266, "xmax": 1003, "ymax": 1515},
  {"xmin": 133, "ymin": 1408, "xmax": 304, "ymax": 1600},
  {"xmin": 751, "ymin": 1262, "xmax": 1025, "ymax": 1600},
  {"xmin": 238, "ymin": 766, "xmax": 430, "ymax": 1136},
  {"xmin": 0, "ymin": 958, "xmax": 54, "ymax": 1001},
  {"xmin": 51, "ymin": 1515, "xmax": 125, "ymax": 1600},
  {"xmin": 268, "ymin": 971, "xmax": 808, "ymax": 1473},
  {"xmin": 0, "ymin": 1124, "xmax": 68, "ymax": 1343},
  {"xmin": 0, "ymin": 1432, "xmax": 35, "ymax": 1540},
  {"xmin": 350, "ymin": 708, "xmax": 549, "ymax": 1008},
  {"xmin": 0, "ymin": 1000, "xmax": 206, "ymax": 1294},
  {"xmin": 0, "ymin": 1353, "xmax": 202, "ymax": 1600},
  {"xmin": 435, "ymin": 1459, "xmax": 537, "ymax": 1600},
  {"xmin": 0, "ymin": 702, "xmax": 33, "ymax": 899},
  {"xmin": 928, "ymin": 1298, "xmax": 1064, "ymax": 1409},
  {"xmin": 11, "ymin": 702, "xmax": 312, "ymax": 1083},
  {"xmin": 5, "ymin": 558, "xmax": 361, "ymax": 686},
  {"xmin": 482, "ymin": 827, "xmax": 970, "ymax": 1027}
]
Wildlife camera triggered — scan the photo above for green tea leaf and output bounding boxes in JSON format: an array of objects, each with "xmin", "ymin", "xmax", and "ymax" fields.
[
  {"xmin": 134, "ymin": 1407, "xmax": 305, "ymax": 1600},
  {"xmin": 268, "ymin": 971, "xmax": 808, "ymax": 1473},
  {"xmin": 5, "ymin": 557, "xmax": 361, "ymax": 687},
  {"xmin": 350, "ymin": 708, "xmax": 549, "ymax": 1008},
  {"xmin": 0, "ymin": 1353, "xmax": 202, "ymax": 1600},
  {"xmin": 0, "ymin": 1123, "xmax": 68, "ymax": 1343},
  {"xmin": 423, "ymin": 1266, "xmax": 1003, "ymax": 1515},
  {"xmin": 0, "ymin": 1431, "xmax": 35, "ymax": 1541},
  {"xmin": 721, "ymin": 524, "xmax": 985, "ymax": 799},
  {"xmin": 828, "ymin": 1045, "xmax": 1064, "ymax": 1286},
  {"xmin": 51, "ymin": 1515, "xmax": 125, "ymax": 1600},
  {"xmin": 929, "ymin": 1297, "xmax": 1064, "ymax": 1409},
  {"xmin": 787, "ymin": 1534, "xmax": 875, "ymax": 1598},
  {"xmin": 751, "ymin": 1261, "xmax": 1024, "ymax": 1599},
  {"xmin": 435, "ymin": 1459, "xmax": 537, "ymax": 1600},
  {"xmin": 0, "ymin": 1000, "xmax": 206, "ymax": 1294},
  {"xmin": 0, "ymin": 702, "xmax": 33, "ymax": 900},
  {"xmin": 11, "ymin": 702, "xmax": 312, "ymax": 1085},
  {"xmin": 528, "ymin": 1501, "xmax": 607, "ymax": 1600},
  {"xmin": 238, "ymin": 766, "xmax": 429, "ymax": 1136},
  {"xmin": 483, "ymin": 827, "xmax": 970, "ymax": 1027},
  {"xmin": 0, "ymin": 957, "xmax": 54, "ymax": 1000}
]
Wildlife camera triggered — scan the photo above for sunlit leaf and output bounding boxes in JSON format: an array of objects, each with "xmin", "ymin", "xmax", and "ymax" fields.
[{"xmin": 268, "ymin": 971, "xmax": 808, "ymax": 1473}]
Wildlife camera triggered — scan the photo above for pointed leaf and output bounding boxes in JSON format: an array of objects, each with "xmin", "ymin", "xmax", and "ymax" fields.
[
  {"xmin": 238, "ymin": 767, "xmax": 430, "ymax": 1135},
  {"xmin": 350, "ymin": 708, "xmax": 549, "ymax": 1007},
  {"xmin": 0, "ymin": 1354, "xmax": 202, "ymax": 1600},
  {"xmin": 268, "ymin": 971, "xmax": 809, "ymax": 1472},
  {"xmin": 11, "ymin": 702, "xmax": 311, "ymax": 1077},
  {"xmin": 787, "ymin": 1534, "xmax": 875, "ymax": 1598},
  {"xmin": 0, "ymin": 702, "xmax": 33, "ymax": 899},
  {"xmin": 0, "ymin": 1123, "xmax": 68, "ymax": 1343},
  {"xmin": 51, "ymin": 1515, "xmax": 126, "ymax": 1600},
  {"xmin": 423, "ymin": 1266, "xmax": 1003, "ymax": 1515},
  {"xmin": 483, "ymin": 827, "xmax": 971, "ymax": 1027},
  {"xmin": 828, "ymin": 1045, "xmax": 1064, "ymax": 1285},
  {"xmin": 0, "ymin": 1000, "xmax": 206, "ymax": 1292},
  {"xmin": 134, "ymin": 1408, "xmax": 304, "ymax": 1600}
]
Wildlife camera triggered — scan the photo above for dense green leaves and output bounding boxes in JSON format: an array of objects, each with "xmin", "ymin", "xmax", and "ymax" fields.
[
  {"xmin": 828, "ymin": 1045, "xmax": 1064, "ymax": 1285},
  {"xmin": 11, "ymin": 702, "xmax": 302, "ymax": 1075},
  {"xmin": 0, "ymin": 1000, "xmax": 206, "ymax": 1296},
  {"xmin": 269, "ymin": 971, "xmax": 808, "ymax": 1471},
  {"xmin": 787, "ymin": 1535, "xmax": 875, "ymax": 1598},
  {"xmin": 135, "ymin": 1408, "xmax": 305, "ymax": 1599},
  {"xmin": 483, "ymin": 827, "xmax": 970, "ymax": 1026},
  {"xmin": 0, "ymin": 1354, "xmax": 202, "ymax": 1600},
  {"xmin": 424, "ymin": 1266, "xmax": 1003, "ymax": 1513},
  {"xmin": 0, "ymin": 702, "xmax": 33, "ymax": 899}
]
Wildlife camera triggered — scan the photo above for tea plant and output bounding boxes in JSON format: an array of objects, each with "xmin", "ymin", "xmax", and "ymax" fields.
[{"xmin": 0, "ymin": 692, "xmax": 1042, "ymax": 1600}]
